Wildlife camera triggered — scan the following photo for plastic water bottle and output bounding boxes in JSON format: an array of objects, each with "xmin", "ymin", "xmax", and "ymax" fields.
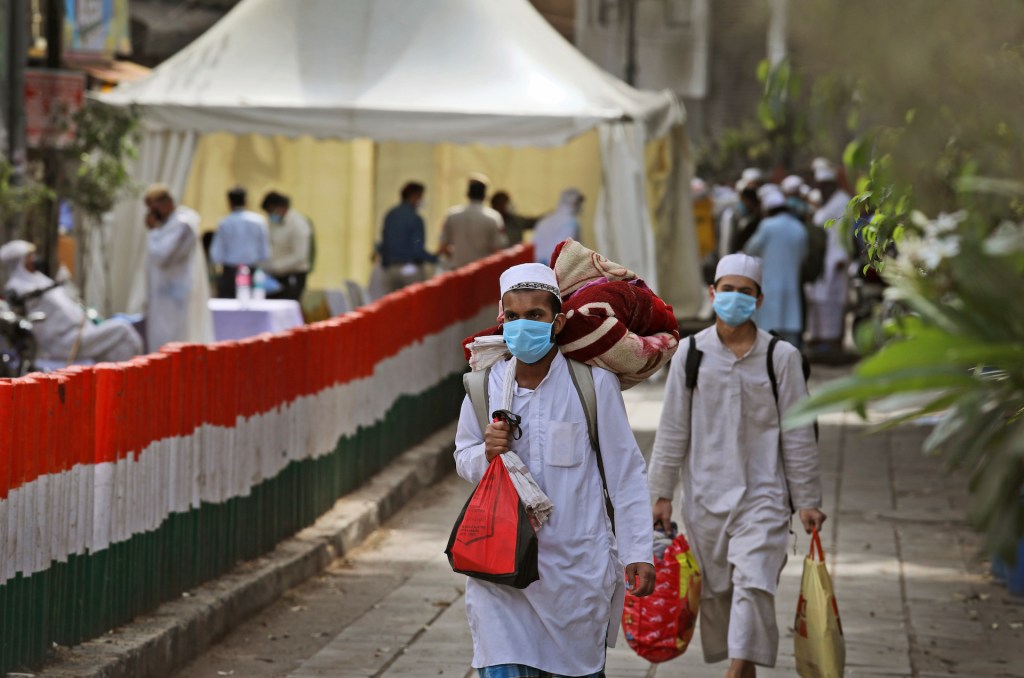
[
  {"xmin": 252, "ymin": 268, "xmax": 267, "ymax": 300},
  {"xmin": 235, "ymin": 265, "xmax": 252, "ymax": 302}
]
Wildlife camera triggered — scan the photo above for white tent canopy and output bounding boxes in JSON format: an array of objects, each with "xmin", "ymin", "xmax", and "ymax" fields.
[
  {"xmin": 94, "ymin": 0, "xmax": 702, "ymax": 320},
  {"xmin": 98, "ymin": 0, "xmax": 680, "ymax": 145}
]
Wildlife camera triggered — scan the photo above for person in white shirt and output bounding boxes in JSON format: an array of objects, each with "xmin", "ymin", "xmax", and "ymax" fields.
[
  {"xmin": 648, "ymin": 253, "xmax": 825, "ymax": 678},
  {"xmin": 454, "ymin": 263, "xmax": 655, "ymax": 677},
  {"xmin": 144, "ymin": 184, "xmax": 213, "ymax": 351},
  {"xmin": 805, "ymin": 165, "xmax": 851, "ymax": 351},
  {"xmin": 531, "ymin": 188, "xmax": 584, "ymax": 267},
  {"xmin": 260, "ymin": 191, "xmax": 313, "ymax": 301},
  {"xmin": 1, "ymin": 240, "xmax": 142, "ymax": 363}
]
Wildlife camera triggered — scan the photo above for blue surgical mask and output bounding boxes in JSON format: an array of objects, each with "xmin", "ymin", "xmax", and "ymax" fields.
[
  {"xmin": 269, "ymin": 212, "xmax": 283, "ymax": 224},
  {"xmin": 713, "ymin": 291, "xmax": 757, "ymax": 327},
  {"xmin": 503, "ymin": 319, "xmax": 555, "ymax": 364}
]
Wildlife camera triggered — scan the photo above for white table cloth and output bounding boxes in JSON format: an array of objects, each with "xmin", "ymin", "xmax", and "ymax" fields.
[{"xmin": 208, "ymin": 298, "xmax": 304, "ymax": 341}]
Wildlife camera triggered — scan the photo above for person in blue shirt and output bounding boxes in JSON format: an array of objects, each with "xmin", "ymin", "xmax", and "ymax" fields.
[
  {"xmin": 743, "ymin": 189, "xmax": 808, "ymax": 347},
  {"xmin": 376, "ymin": 182, "xmax": 438, "ymax": 293},
  {"xmin": 209, "ymin": 186, "xmax": 270, "ymax": 298}
]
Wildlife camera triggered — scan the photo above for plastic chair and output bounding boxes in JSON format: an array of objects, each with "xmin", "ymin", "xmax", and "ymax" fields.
[{"xmin": 344, "ymin": 280, "xmax": 366, "ymax": 308}]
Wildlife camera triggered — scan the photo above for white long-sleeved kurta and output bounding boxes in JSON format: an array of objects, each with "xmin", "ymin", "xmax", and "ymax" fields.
[
  {"xmin": 806, "ymin": 190, "xmax": 851, "ymax": 341},
  {"xmin": 454, "ymin": 352, "xmax": 653, "ymax": 675},
  {"xmin": 648, "ymin": 327, "xmax": 821, "ymax": 598},
  {"xmin": 146, "ymin": 206, "xmax": 212, "ymax": 350}
]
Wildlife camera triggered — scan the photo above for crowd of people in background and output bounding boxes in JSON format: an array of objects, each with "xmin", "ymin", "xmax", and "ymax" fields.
[
  {"xmin": 694, "ymin": 157, "xmax": 856, "ymax": 354},
  {"xmin": 0, "ymin": 158, "xmax": 858, "ymax": 369}
]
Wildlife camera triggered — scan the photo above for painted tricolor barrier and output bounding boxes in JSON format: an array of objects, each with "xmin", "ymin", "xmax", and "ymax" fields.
[{"xmin": 0, "ymin": 246, "xmax": 530, "ymax": 674}]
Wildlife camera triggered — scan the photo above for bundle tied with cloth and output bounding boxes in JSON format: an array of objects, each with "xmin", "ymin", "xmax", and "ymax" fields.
[{"xmin": 463, "ymin": 238, "xmax": 680, "ymax": 389}]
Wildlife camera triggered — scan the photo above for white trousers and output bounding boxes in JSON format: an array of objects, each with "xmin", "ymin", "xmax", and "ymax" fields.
[{"xmin": 699, "ymin": 586, "xmax": 779, "ymax": 667}]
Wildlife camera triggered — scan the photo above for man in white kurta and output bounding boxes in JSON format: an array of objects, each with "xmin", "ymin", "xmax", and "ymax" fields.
[
  {"xmin": 144, "ymin": 184, "xmax": 214, "ymax": 351},
  {"xmin": 648, "ymin": 253, "xmax": 824, "ymax": 677},
  {"xmin": 805, "ymin": 165, "xmax": 851, "ymax": 349},
  {"xmin": 532, "ymin": 188, "xmax": 583, "ymax": 267},
  {"xmin": 454, "ymin": 263, "xmax": 654, "ymax": 677}
]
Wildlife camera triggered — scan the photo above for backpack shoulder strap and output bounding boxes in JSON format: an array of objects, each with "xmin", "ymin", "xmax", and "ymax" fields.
[
  {"xmin": 462, "ymin": 366, "xmax": 492, "ymax": 433},
  {"xmin": 566, "ymin": 358, "xmax": 599, "ymax": 451},
  {"xmin": 565, "ymin": 359, "xmax": 615, "ymax": 531},
  {"xmin": 684, "ymin": 333, "xmax": 703, "ymax": 389},
  {"xmin": 767, "ymin": 334, "xmax": 781, "ymax": 403}
]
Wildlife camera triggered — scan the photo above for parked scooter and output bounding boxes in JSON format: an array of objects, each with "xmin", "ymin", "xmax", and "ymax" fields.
[{"xmin": 0, "ymin": 299, "xmax": 44, "ymax": 378}]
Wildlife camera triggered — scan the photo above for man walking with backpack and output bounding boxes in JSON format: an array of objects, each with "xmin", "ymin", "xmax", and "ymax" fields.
[
  {"xmin": 647, "ymin": 253, "xmax": 825, "ymax": 678},
  {"xmin": 454, "ymin": 262, "xmax": 655, "ymax": 677}
]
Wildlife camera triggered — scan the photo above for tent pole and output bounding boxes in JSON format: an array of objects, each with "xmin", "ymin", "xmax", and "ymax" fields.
[{"xmin": 624, "ymin": 0, "xmax": 637, "ymax": 86}]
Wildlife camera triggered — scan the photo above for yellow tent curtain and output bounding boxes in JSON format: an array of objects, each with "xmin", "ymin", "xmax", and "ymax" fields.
[{"xmin": 182, "ymin": 131, "xmax": 675, "ymax": 292}]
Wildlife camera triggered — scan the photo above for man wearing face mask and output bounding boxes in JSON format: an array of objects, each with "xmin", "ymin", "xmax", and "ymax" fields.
[
  {"xmin": 261, "ymin": 191, "xmax": 313, "ymax": 301},
  {"xmin": 454, "ymin": 262, "xmax": 655, "ymax": 678},
  {"xmin": 144, "ymin": 184, "xmax": 214, "ymax": 351},
  {"xmin": 647, "ymin": 253, "xmax": 825, "ymax": 678}
]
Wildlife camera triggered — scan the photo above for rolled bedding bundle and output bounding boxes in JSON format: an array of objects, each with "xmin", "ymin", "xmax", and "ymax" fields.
[{"xmin": 463, "ymin": 239, "xmax": 680, "ymax": 389}]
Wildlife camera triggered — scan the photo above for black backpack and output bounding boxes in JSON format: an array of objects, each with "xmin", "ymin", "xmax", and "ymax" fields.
[
  {"xmin": 801, "ymin": 223, "xmax": 828, "ymax": 284},
  {"xmin": 683, "ymin": 331, "xmax": 817, "ymax": 440}
]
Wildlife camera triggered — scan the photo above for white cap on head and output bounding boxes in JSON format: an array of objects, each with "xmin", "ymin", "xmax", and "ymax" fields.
[
  {"xmin": 761, "ymin": 188, "xmax": 786, "ymax": 211},
  {"xmin": 741, "ymin": 167, "xmax": 764, "ymax": 184},
  {"xmin": 690, "ymin": 177, "xmax": 708, "ymax": 198},
  {"xmin": 811, "ymin": 157, "xmax": 832, "ymax": 171},
  {"xmin": 814, "ymin": 165, "xmax": 837, "ymax": 182},
  {"xmin": 808, "ymin": 188, "xmax": 823, "ymax": 205},
  {"xmin": 714, "ymin": 253, "xmax": 763, "ymax": 286},
  {"xmin": 0, "ymin": 240, "xmax": 35, "ymax": 270},
  {"xmin": 757, "ymin": 182, "xmax": 779, "ymax": 199},
  {"xmin": 500, "ymin": 262, "xmax": 560, "ymax": 299},
  {"xmin": 781, "ymin": 175, "xmax": 803, "ymax": 194}
]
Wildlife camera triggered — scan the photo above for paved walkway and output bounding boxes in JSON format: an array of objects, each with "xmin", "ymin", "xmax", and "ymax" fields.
[{"xmin": 175, "ymin": 368, "xmax": 1024, "ymax": 678}]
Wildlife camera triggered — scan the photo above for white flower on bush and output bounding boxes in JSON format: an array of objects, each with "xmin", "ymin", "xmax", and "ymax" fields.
[
  {"xmin": 900, "ymin": 210, "xmax": 966, "ymax": 269},
  {"xmin": 984, "ymin": 220, "xmax": 1024, "ymax": 254}
]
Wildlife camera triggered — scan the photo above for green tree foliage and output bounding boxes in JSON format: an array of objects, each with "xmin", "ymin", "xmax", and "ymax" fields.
[
  {"xmin": 65, "ymin": 104, "xmax": 140, "ymax": 220},
  {"xmin": 785, "ymin": 0, "xmax": 1024, "ymax": 559}
]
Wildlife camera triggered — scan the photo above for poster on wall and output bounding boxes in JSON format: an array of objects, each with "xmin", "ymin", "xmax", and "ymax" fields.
[
  {"xmin": 24, "ymin": 69, "xmax": 86, "ymax": 148},
  {"xmin": 64, "ymin": 0, "xmax": 132, "ymax": 59}
]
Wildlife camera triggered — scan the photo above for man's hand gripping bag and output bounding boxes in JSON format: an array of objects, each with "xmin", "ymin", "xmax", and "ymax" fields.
[
  {"xmin": 446, "ymin": 458, "xmax": 539, "ymax": 589},
  {"xmin": 622, "ymin": 527, "xmax": 701, "ymax": 663},
  {"xmin": 794, "ymin": 529, "xmax": 846, "ymax": 678}
]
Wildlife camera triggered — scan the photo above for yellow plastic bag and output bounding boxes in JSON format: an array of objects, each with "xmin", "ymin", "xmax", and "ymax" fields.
[{"xmin": 794, "ymin": 529, "xmax": 845, "ymax": 678}]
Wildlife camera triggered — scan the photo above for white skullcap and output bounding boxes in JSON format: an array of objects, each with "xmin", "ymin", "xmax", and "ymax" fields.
[
  {"xmin": 799, "ymin": 183, "xmax": 811, "ymax": 198},
  {"xmin": 741, "ymin": 167, "xmax": 764, "ymax": 184},
  {"xmin": 811, "ymin": 157, "xmax": 832, "ymax": 171},
  {"xmin": 814, "ymin": 165, "xmax": 837, "ymax": 182},
  {"xmin": 690, "ymin": 178, "xmax": 708, "ymax": 198},
  {"xmin": 715, "ymin": 253, "xmax": 762, "ymax": 286},
  {"xmin": 757, "ymin": 183, "xmax": 779, "ymax": 199},
  {"xmin": 559, "ymin": 187, "xmax": 583, "ymax": 204},
  {"xmin": 781, "ymin": 175, "xmax": 803, "ymax": 194},
  {"xmin": 0, "ymin": 240, "xmax": 35, "ymax": 266},
  {"xmin": 808, "ymin": 188, "xmax": 823, "ymax": 205},
  {"xmin": 761, "ymin": 188, "xmax": 786, "ymax": 211},
  {"xmin": 500, "ymin": 262, "xmax": 560, "ymax": 299}
]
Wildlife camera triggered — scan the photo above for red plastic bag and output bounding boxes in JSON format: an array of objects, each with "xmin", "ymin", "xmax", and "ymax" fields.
[
  {"xmin": 446, "ymin": 458, "xmax": 539, "ymax": 589},
  {"xmin": 622, "ymin": 528, "xmax": 702, "ymax": 663}
]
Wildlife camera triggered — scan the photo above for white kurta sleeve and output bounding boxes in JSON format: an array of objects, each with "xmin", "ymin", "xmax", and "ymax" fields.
[
  {"xmin": 775, "ymin": 346, "xmax": 822, "ymax": 510},
  {"xmin": 454, "ymin": 394, "xmax": 489, "ymax": 485},
  {"xmin": 594, "ymin": 369, "xmax": 653, "ymax": 567},
  {"xmin": 149, "ymin": 220, "xmax": 195, "ymax": 268},
  {"xmin": 648, "ymin": 342, "xmax": 692, "ymax": 501}
]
